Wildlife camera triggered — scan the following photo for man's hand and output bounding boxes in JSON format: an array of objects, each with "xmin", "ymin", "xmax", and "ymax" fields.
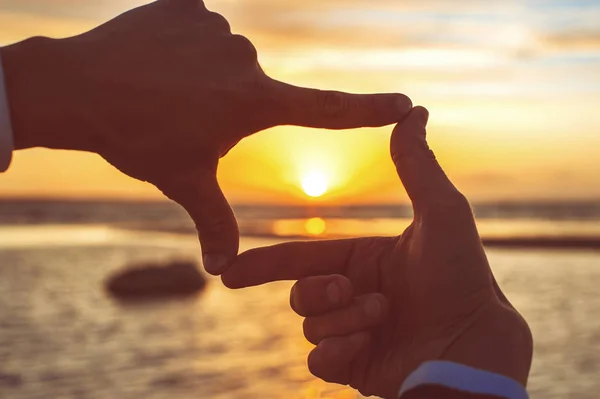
[
  {"xmin": 0, "ymin": 0, "xmax": 412, "ymax": 274},
  {"xmin": 222, "ymin": 107, "xmax": 533, "ymax": 398}
]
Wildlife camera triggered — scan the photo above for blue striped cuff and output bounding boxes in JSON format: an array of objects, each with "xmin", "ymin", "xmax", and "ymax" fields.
[
  {"xmin": 0, "ymin": 51, "xmax": 14, "ymax": 173},
  {"xmin": 399, "ymin": 361, "xmax": 529, "ymax": 399}
]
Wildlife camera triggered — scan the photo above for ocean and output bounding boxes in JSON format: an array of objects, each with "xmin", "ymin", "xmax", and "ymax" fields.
[{"xmin": 1, "ymin": 200, "xmax": 599, "ymax": 399}]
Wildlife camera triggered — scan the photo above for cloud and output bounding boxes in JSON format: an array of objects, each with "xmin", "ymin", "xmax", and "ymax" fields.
[
  {"xmin": 4, "ymin": 0, "xmax": 598, "ymax": 56},
  {"xmin": 542, "ymin": 30, "xmax": 600, "ymax": 50},
  {"xmin": 0, "ymin": 10, "xmax": 95, "ymax": 43},
  {"xmin": 212, "ymin": 0, "xmax": 523, "ymax": 50}
]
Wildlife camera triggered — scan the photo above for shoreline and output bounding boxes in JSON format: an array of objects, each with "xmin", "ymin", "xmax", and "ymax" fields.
[
  {"xmin": 2, "ymin": 222, "xmax": 600, "ymax": 250},
  {"xmin": 238, "ymin": 232, "xmax": 600, "ymax": 250}
]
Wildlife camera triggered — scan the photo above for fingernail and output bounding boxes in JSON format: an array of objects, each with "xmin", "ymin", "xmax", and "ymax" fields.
[
  {"xmin": 326, "ymin": 281, "xmax": 341, "ymax": 305},
  {"xmin": 364, "ymin": 297, "xmax": 381, "ymax": 319},
  {"xmin": 290, "ymin": 284, "xmax": 303, "ymax": 314},
  {"xmin": 203, "ymin": 254, "xmax": 229, "ymax": 275}
]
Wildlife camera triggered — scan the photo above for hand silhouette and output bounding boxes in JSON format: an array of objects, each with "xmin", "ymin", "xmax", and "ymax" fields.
[
  {"xmin": 1, "ymin": 0, "xmax": 412, "ymax": 274},
  {"xmin": 222, "ymin": 107, "xmax": 533, "ymax": 398}
]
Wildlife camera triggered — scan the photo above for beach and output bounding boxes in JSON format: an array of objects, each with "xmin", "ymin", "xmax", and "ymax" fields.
[{"xmin": 1, "ymin": 201, "xmax": 600, "ymax": 398}]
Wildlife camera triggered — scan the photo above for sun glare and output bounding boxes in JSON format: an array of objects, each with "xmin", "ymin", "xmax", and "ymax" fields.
[{"xmin": 301, "ymin": 172, "xmax": 328, "ymax": 198}]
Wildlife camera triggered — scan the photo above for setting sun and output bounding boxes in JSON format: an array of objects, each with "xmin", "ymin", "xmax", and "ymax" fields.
[{"xmin": 301, "ymin": 172, "xmax": 328, "ymax": 198}]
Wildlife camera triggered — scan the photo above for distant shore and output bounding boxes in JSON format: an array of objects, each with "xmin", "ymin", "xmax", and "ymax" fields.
[
  {"xmin": 2, "ymin": 198, "xmax": 600, "ymax": 250},
  {"xmin": 237, "ymin": 231, "xmax": 600, "ymax": 250},
  {"xmin": 481, "ymin": 237, "xmax": 600, "ymax": 250}
]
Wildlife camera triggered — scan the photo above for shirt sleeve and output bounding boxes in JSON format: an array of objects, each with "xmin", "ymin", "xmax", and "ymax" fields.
[
  {"xmin": 399, "ymin": 361, "xmax": 529, "ymax": 399},
  {"xmin": 0, "ymin": 51, "xmax": 15, "ymax": 173}
]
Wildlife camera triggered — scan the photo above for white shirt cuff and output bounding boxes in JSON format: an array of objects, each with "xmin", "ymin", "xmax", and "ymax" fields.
[
  {"xmin": 399, "ymin": 361, "xmax": 529, "ymax": 399},
  {"xmin": 0, "ymin": 51, "xmax": 15, "ymax": 172}
]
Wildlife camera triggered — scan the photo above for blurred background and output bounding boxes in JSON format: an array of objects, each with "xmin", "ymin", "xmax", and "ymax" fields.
[{"xmin": 1, "ymin": 0, "xmax": 599, "ymax": 398}]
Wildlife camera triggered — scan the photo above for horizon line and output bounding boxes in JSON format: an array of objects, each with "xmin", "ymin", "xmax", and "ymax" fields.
[{"xmin": 1, "ymin": 196, "xmax": 600, "ymax": 207}]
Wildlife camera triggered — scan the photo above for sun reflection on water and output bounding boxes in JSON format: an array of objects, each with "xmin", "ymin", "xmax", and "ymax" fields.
[{"xmin": 305, "ymin": 218, "xmax": 327, "ymax": 236}]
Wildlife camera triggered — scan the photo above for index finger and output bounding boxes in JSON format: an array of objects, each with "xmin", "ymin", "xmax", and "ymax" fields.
[
  {"xmin": 269, "ymin": 79, "xmax": 413, "ymax": 129},
  {"xmin": 221, "ymin": 239, "xmax": 360, "ymax": 289}
]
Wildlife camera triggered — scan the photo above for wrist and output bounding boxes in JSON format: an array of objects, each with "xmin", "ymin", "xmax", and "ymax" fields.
[
  {"xmin": 400, "ymin": 361, "xmax": 529, "ymax": 399},
  {"xmin": 441, "ymin": 303, "xmax": 533, "ymax": 386},
  {"xmin": 1, "ymin": 36, "xmax": 93, "ymax": 151}
]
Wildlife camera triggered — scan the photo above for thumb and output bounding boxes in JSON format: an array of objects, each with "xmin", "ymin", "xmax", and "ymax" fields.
[
  {"xmin": 268, "ymin": 79, "xmax": 412, "ymax": 129},
  {"xmin": 160, "ymin": 169, "xmax": 238, "ymax": 276},
  {"xmin": 391, "ymin": 106, "xmax": 471, "ymax": 221}
]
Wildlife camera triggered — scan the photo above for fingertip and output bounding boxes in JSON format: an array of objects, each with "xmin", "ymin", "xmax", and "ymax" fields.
[
  {"xmin": 203, "ymin": 253, "xmax": 233, "ymax": 275},
  {"xmin": 390, "ymin": 105, "xmax": 430, "ymax": 158},
  {"xmin": 165, "ymin": 169, "xmax": 239, "ymax": 277},
  {"xmin": 310, "ymin": 332, "xmax": 370, "ymax": 383},
  {"xmin": 220, "ymin": 270, "xmax": 240, "ymax": 289},
  {"xmin": 411, "ymin": 106, "xmax": 429, "ymax": 127},
  {"xmin": 308, "ymin": 331, "xmax": 368, "ymax": 373},
  {"xmin": 395, "ymin": 94, "xmax": 413, "ymax": 119},
  {"xmin": 396, "ymin": 105, "xmax": 429, "ymax": 129},
  {"xmin": 375, "ymin": 93, "xmax": 413, "ymax": 127},
  {"xmin": 270, "ymin": 79, "xmax": 414, "ymax": 129},
  {"xmin": 307, "ymin": 344, "xmax": 323, "ymax": 377}
]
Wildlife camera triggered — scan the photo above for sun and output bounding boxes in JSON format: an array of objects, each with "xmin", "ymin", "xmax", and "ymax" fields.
[{"xmin": 301, "ymin": 172, "xmax": 328, "ymax": 198}]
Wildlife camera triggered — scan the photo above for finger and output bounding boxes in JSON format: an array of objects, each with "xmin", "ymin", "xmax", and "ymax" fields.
[
  {"xmin": 303, "ymin": 293, "xmax": 387, "ymax": 345},
  {"xmin": 290, "ymin": 275, "xmax": 354, "ymax": 317},
  {"xmin": 222, "ymin": 237, "xmax": 394, "ymax": 289},
  {"xmin": 391, "ymin": 106, "xmax": 474, "ymax": 224},
  {"xmin": 269, "ymin": 80, "xmax": 412, "ymax": 129},
  {"xmin": 161, "ymin": 169, "xmax": 238, "ymax": 275},
  {"xmin": 201, "ymin": 11, "xmax": 231, "ymax": 33},
  {"xmin": 307, "ymin": 331, "xmax": 370, "ymax": 385},
  {"xmin": 222, "ymin": 238, "xmax": 362, "ymax": 288}
]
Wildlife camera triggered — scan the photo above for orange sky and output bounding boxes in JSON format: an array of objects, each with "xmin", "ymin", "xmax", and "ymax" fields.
[{"xmin": 1, "ymin": 0, "xmax": 599, "ymax": 204}]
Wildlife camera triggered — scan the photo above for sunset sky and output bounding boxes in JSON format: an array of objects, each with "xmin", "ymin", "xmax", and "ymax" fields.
[{"xmin": 1, "ymin": 0, "xmax": 599, "ymax": 204}]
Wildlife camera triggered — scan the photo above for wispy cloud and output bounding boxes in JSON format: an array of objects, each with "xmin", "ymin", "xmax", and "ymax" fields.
[
  {"xmin": 543, "ymin": 30, "xmax": 600, "ymax": 50},
  {"xmin": 1, "ymin": 0, "xmax": 598, "ymax": 201}
]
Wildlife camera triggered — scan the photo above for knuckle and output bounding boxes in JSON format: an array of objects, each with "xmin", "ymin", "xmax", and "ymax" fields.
[
  {"xmin": 365, "ymin": 94, "xmax": 379, "ymax": 115},
  {"xmin": 303, "ymin": 318, "xmax": 323, "ymax": 344},
  {"xmin": 229, "ymin": 34, "xmax": 258, "ymax": 63},
  {"xmin": 318, "ymin": 91, "xmax": 347, "ymax": 120},
  {"xmin": 205, "ymin": 11, "xmax": 231, "ymax": 33},
  {"xmin": 425, "ymin": 190, "xmax": 473, "ymax": 221},
  {"xmin": 195, "ymin": 215, "xmax": 237, "ymax": 245},
  {"xmin": 196, "ymin": 0, "xmax": 208, "ymax": 11},
  {"xmin": 195, "ymin": 213, "xmax": 231, "ymax": 233},
  {"xmin": 442, "ymin": 191, "xmax": 472, "ymax": 216}
]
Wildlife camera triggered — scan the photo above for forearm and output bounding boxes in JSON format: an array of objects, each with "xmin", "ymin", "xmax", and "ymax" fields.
[{"xmin": 0, "ymin": 36, "xmax": 92, "ymax": 152}]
